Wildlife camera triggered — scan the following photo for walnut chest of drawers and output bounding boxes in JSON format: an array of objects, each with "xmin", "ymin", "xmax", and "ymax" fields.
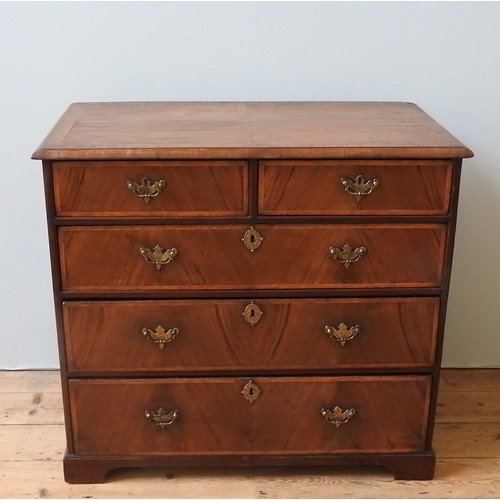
[{"xmin": 33, "ymin": 101, "xmax": 473, "ymax": 483}]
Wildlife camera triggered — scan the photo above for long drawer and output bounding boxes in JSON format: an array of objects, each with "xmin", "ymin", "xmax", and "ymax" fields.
[
  {"xmin": 69, "ymin": 376, "xmax": 431, "ymax": 455},
  {"xmin": 259, "ymin": 160, "xmax": 452, "ymax": 215},
  {"xmin": 58, "ymin": 224, "xmax": 447, "ymax": 290},
  {"xmin": 63, "ymin": 298, "xmax": 439, "ymax": 373},
  {"xmin": 53, "ymin": 160, "xmax": 248, "ymax": 216}
]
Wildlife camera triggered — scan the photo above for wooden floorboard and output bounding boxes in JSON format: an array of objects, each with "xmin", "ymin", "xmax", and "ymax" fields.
[
  {"xmin": 436, "ymin": 390, "xmax": 500, "ymax": 422},
  {"xmin": 1, "ymin": 392, "xmax": 63, "ymax": 425},
  {"xmin": 0, "ymin": 369, "xmax": 499, "ymax": 498},
  {"xmin": 439, "ymin": 369, "xmax": 500, "ymax": 392}
]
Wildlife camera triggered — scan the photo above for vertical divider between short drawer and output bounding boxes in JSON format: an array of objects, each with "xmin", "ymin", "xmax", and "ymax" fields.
[{"xmin": 249, "ymin": 159, "xmax": 259, "ymax": 219}]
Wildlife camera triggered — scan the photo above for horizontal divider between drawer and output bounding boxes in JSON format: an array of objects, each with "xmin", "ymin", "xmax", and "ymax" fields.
[
  {"xmin": 53, "ymin": 215, "xmax": 453, "ymax": 225},
  {"xmin": 59, "ymin": 288, "xmax": 445, "ymax": 300},
  {"xmin": 66, "ymin": 367, "xmax": 437, "ymax": 379}
]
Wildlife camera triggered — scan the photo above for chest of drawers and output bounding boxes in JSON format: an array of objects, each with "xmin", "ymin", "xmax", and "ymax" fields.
[{"xmin": 33, "ymin": 102, "xmax": 472, "ymax": 483}]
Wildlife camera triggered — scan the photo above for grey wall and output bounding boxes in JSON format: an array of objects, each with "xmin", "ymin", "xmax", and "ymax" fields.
[{"xmin": 1, "ymin": 2, "xmax": 498, "ymax": 368}]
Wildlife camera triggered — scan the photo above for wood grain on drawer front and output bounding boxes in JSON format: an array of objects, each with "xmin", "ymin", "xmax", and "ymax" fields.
[
  {"xmin": 63, "ymin": 298, "xmax": 439, "ymax": 373},
  {"xmin": 259, "ymin": 160, "xmax": 452, "ymax": 215},
  {"xmin": 58, "ymin": 224, "xmax": 446, "ymax": 290},
  {"xmin": 53, "ymin": 161, "xmax": 248, "ymax": 216},
  {"xmin": 69, "ymin": 376, "xmax": 430, "ymax": 455}
]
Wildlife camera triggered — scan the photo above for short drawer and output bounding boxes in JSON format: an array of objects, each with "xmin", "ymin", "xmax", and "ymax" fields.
[
  {"xmin": 58, "ymin": 224, "xmax": 446, "ymax": 290},
  {"xmin": 69, "ymin": 376, "xmax": 431, "ymax": 455},
  {"xmin": 259, "ymin": 160, "xmax": 452, "ymax": 215},
  {"xmin": 53, "ymin": 161, "xmax": 248, "ymax": 216},
  {"xmin": 63, "ymin": 298, "xmax": 439, "ymax": 373}
]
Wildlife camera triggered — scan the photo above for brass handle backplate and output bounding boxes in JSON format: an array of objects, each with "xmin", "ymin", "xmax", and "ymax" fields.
[
  {"xmin": 145, "ymin": 408, "xmax": 178, "ymax": 429},
  {"xmin": 341, "ymin": 174, "xmax": 379, "ymax": 202},
  {"xmin": 321, "ymin": 405, "xmax": 356, "ymax": 428},
  {"xmin": 325, "ymin": 323, "xmax": 360, "ymax": 346},
  {"xmin": 143, "ymin": 325, "xmax": 179, "ymax": 349},
  {"xmin": 329, "ymin": 243, "xmax": 366, "ymax": 268},
  {"xmin": 127, "ymin": 177, "xmax": 165, "ymax": 203},
  {"xmin": 140, "ymin": 244, "xmax": 177, "ymax": 270}
]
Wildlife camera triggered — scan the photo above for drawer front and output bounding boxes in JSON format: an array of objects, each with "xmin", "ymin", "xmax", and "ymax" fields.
[
  {"xmin": 69, "ymin": 376, "xmax": 430, "ymax": 455},
  {"xmin": 53, "ymin": 161, "xmax": 248, "ymax": 216},
  {"xmin": 259, "ymin": 160, "xmax": 452, "ymax": 215},
  {"xmin": 64, "ymin": 298, "xmax": 439, "ymax": 373},
  {"xmin": 59, "ymin": 224, "xmax": 446, "ymax": 290}
]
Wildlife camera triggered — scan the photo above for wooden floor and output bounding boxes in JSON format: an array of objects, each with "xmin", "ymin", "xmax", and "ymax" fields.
[{"xmin": 1, "ymin": 369, "xmax": 499, "ymax": 498}]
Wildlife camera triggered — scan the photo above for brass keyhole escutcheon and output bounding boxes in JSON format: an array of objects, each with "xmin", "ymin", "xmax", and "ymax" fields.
[
  {"xmin": 241, "ymin": 380, "xmax": 261, "ymax": 403},
  {"xmin": 242, "ymin": 302, "xmax": 263, "ymax": 326},
  {"xmin": 242, "ymin": 227, "xmax": 263, "ymax": 252}
]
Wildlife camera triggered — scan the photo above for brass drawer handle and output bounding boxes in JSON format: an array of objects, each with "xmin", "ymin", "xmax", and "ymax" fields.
[
  {"xmin": 127, "ymin": 177, "xmax": 165, "ymax": 203},
  {"xmin": 242, "ymin": 302, "xmax": 263, "ymax": 326},
  {"xmin": 321, "ymin": 405, "xmax": 356, "ymax": 428},
  {"xmin": 341, "ymin": 174, "xmax": 379, "ymax": 202},
  {"xmin": 143, "ymin": 325, "xmax": 179, "ymax": 349},
  {"xmin": 242, "ymin": 227, "xmax": 263, "ymax": 252},
  {"xmin": 329, "ymin": 243, "xmax": 366, "ymax": 268},
  {"xmin": 325, "ymin": 322, "xmax": 360, "ymax": 346},
  {"xmin": 140, "ymin": 244, "xmax": 177, "ymax": 270},
  {"xmin": 145, "ymin": 408, "xmax": 178, "ymax": 429}
]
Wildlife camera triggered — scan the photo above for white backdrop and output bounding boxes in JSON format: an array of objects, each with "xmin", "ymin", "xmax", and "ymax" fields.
[{"xmin": 1, "ymin": 2, "xmax": 498, "ymax": 368}]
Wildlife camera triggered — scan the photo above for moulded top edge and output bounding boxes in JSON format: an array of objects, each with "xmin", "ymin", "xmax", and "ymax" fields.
[
  {"xmin": 32, "ymin": 146, "xmax": 474, "ymax": 161},
  {"xmin": 32, "ymin": 101, "xmax": 474, "ymax": 161}
]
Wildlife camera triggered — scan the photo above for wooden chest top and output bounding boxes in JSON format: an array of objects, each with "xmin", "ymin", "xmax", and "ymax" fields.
[{"xmin": 32, "ymin": 101, "xmax": 473, "ymax": 160}]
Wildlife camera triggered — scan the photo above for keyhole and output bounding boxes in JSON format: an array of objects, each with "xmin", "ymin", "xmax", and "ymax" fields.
[
  {"xmin": 242, "ymin": 227, "xmax": 263, "ymax": 252},
  {"xmin": 243, "ymin": 302, "xmax": 263, "ymax": 326},
  {"xmin": 241, "ymin": 380, "xmax": 261, "ymax": 402}
]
